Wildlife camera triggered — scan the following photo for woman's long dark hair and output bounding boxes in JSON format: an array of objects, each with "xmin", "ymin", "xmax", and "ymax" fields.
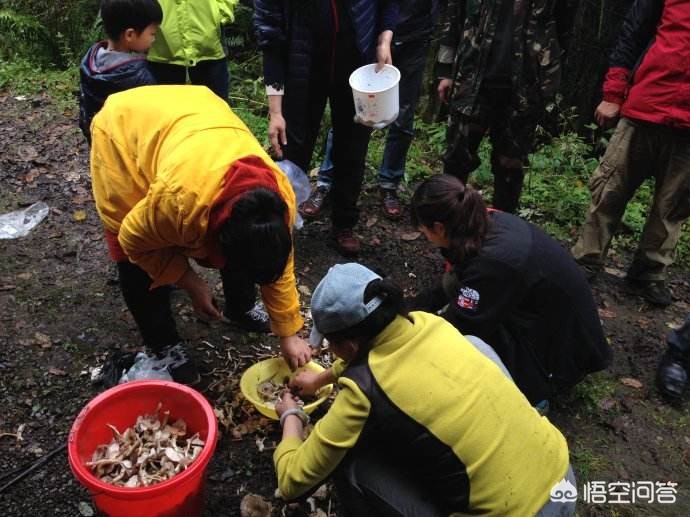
[
  {"xmin": 410, "ymin": 174, "xmax": 489, "ymax": 262},
  {"xmin": 219, "ymin": 188, "xmax": 291, "ymax": 285}
]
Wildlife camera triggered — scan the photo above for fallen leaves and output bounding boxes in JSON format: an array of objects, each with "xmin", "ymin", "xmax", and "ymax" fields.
[
  {"xmin": 73, "ymin": 210, "xmax": 87, "ymax": 222},
  {"xmin": 48, "ymin": 367, "xmax": 67, "ymax": 376},
  {"xmin": 16, "ymin": 145, "xmax": 38, "ymax": 162},
  {"xmin": 400, "ymin": 231, "xmax": 421, "ymax": 241},
  {"xmin": 78, "ymin": 502, "xmax": 95, "ymax": 517},
  {"xmin": 240, "ymin": 493, "xmax": 272, "ymax": 517},
  {"xmin": 604, "ymin": 267, "xmax": 626, "ymax": 278},
  {"xmin": 620, "ymin": 377, "xmax": 643, "ymax": 389},
  {"xmin": 34, "ymin": 332, "xmax": 52, "ymax": 348},
  {"xmin": 598, "ymin": 308, "xmax": 617, "ymax": 319},
  {"xmin": 0, "ymin": 423, "xmax": 26, "ymax": 442},
  {"xmin": 298, "ymin": 285, "xmax": 312, "ymax": 297}
]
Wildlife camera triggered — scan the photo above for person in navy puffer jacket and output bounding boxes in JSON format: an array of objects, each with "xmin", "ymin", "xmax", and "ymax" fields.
[
  {"xmin": 253, "ymin": 0, "xmax": 399, "ymax": 256},
  {"xmin": 79, "ymin": 0, "xmax": 162, "ymax": 143}
]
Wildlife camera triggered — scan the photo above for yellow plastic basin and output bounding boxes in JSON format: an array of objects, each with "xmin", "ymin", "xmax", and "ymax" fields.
[{"xmin": 240, "ymin": 358, "xmax": 333, "ymax": 420}]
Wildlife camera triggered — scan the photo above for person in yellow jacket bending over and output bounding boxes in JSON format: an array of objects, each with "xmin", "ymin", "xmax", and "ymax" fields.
[
  {"xmin": 273, "ymin": 263, "xmax": 577, "ymax": 516},
  {"xmin": 90, "ymin": 85, "xmax": 311, "ymax": 384},
  {"xmin": 147, "ymin": 0, "xmax": 237, "ymax": 100}
]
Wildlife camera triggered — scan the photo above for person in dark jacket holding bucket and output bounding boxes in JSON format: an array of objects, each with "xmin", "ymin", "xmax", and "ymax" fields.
[
  {"xmin": 253, "ymin": 0, "xmax": 399, "ymax": 256},
  {"xmin": 79, "ymin": 0, "xmax": 162, "ymax": 143},
  {"xmin": 409, "ymin": 174, "xmax": 612, "ymax": 406},
  {"xmin": 303, "ymin": 0, "xmax": 440, "ymax": 221}
]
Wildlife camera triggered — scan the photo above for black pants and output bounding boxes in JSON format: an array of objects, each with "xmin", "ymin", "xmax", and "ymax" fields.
[
  {"xmin": 148, "ymin": 58, "xmax": 229, "ymax": 101},
  {"xmin": 282, "ymin": 35, "xmax": 372, "ymax": 229},
  {"xmin": 117, "ymin": 261, "xmax": 255, "ymax": 352},
  {"xmin": 333, "ymin": 453, "xmax": 446, "ymax": 517},
  {"xmin": 444, "ymin": 86, "xmax": 535, "ymax": 213}
]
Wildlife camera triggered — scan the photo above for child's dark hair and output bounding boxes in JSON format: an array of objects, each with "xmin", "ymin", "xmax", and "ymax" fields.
[
  {"xmin": 100, "ymin": 0, "xmax": 163, "ymax": 41},
  {"xmin": 411, "ymin": 174, "xmax": 489, "ymax": 262},
  {"xmin": 219, "ymin": 188, "xmax": 292, "ymax": 285},
  {"xmin": 326, "ymin": 278, "xmax": 409, "ymax": 359}
]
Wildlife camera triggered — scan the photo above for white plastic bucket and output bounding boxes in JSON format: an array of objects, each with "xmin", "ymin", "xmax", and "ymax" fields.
[{"xmin": 349, "ymin": 64, "xmax": 400, "ymax": 129}]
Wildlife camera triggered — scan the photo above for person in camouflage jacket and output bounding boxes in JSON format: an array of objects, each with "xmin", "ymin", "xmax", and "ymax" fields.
[{"xmin": 437, "ymin": 0, "xmax": 576, "ymax": 212}]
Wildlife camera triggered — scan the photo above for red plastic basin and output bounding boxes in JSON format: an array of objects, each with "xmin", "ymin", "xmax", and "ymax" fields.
[{"xmin": 68, "ymin": 381, "xmax": 218, "ymax": 517}]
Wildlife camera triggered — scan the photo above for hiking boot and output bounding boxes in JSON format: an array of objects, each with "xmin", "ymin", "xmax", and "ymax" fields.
[
  {"xmin": 656, "ymin": 349, "xmax": 688, "ymax": 400},
  {"xmin": 380, "ymin": 188, "xmax": 403, "ymax": 220},
  {"xmin": 225, "ymin": 302, "xmax": 271, "ymax": 333},
  {"xmin": 155, "ymin": 343, "xmax": 200, "ymax": 385},
  {"xmin": 333, "ymin": 227, "xmax": 360, "ymax": 256},
  {"xmin": 580, "ymin": 263, "xmax": 601, "ymax": 281},
  {"xmin": 301, "ymin": 186, "xmax": 330, "ymax": 219},
  {"xmin": 627, "ymin": 277, "xmax": 673, "ymax": 307}
]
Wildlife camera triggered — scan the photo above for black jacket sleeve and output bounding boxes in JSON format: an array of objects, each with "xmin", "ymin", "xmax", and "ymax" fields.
[
  {"xmin": 608, "ymin": 0, "xmax": 663, "ymax": 69},
  {"xmin": 378, "ymin": 0, "xmax": 400, "ymax": 34},
  {"xmin": 253, "ymin": 0, "xmax": 288, "ymax": 92},
  {"xmin": 440, "ymin": 257, "xmax": 524, "ymax": 342},
  {"xmin": 407, "ymin": 280, "xmax": 448, "ymax": 314}
]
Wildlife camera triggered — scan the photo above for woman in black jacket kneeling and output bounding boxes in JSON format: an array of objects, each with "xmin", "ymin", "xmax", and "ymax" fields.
[{"xmin": 410, "ymin": 174, "xmax": 612, "ymax": 405}]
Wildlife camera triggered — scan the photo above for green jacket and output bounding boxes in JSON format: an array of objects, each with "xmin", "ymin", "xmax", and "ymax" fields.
[
  {"xmin": 438, "ymin": 0, "xmax": 576, "ymax": 118},
  {"xmin": 148, "ymin": 0, "xmax": 238, "ymax": 66}
]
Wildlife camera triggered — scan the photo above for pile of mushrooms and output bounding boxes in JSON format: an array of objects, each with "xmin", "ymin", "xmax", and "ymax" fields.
[{"xmin": 86, "ymin": 403, "xmax": 205, "ymax": 487}]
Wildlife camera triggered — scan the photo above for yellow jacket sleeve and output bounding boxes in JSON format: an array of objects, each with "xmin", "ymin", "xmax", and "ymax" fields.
[
  {"xmin": 117, "ymin": 178, "xmax": 205, "ymax": 287},
  {"xmin": 331, "ymin": 359, "xmax": 347, "ymax": 379},
  {"xmin": 260, "ymin": 160, "xmax": 303, "ymax": 336},
  {"xmin": 273, "ymin": 378, "xmax": 371, "ymax": 500},
  {"xmin": 260, "ymin": 248, "xmax": 303, "ymax": 336}
]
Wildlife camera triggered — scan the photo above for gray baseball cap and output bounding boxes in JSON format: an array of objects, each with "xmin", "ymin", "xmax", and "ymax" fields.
[{"xmin": 308, "ymin": 263, "xmax": 384, "ymax": 347}]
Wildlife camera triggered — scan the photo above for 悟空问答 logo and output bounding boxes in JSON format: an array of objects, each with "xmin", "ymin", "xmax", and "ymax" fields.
[{"xmin": 550, "ymin": 478, "xmax": 578, "ymax": 503}]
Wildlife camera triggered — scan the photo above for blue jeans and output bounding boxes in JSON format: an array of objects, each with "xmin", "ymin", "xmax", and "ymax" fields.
[
  {"xmin": 317, "ymin": 39, "xmax": 430, "ymax": 190},
  {"xmin": 148, "ymin": 57, "xmax": 229, "ymax": 101}
]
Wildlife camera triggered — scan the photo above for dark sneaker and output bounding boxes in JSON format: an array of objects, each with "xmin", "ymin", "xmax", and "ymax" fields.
[
  {"xmin": 333, "ymin": 227, "xmax": 360, "ymax": 256},
  {"xmin": 226, "ymin": 302, "xmax": 271, "ymax": 333},
  {"xmin": 301, "ymin": 186, "xmax": 330, "ymax": 219},
  {"xmin": 380, "ymin": 188, "xmax": 403, "ymax": 220},
  {"xmin": 155, "ymin": 343, "xmax": 201, "ymax": 385},
  {"xmin": 656, "ymin": 349, "xmax": 688, "ymax": 399},
  {"xmin": 97, "ymin": 350, "xmax": 138, "ymax": 388},
  {"xmin": 573, "ymin": 257, "xmax": 601, "ymax": 281},
  {"xmin": 627, "ymin": 277, "xmax": 672, "ymax": 307},
  {"xmin": 580, "ymin": 263, "xmax": 601, "ymax": 281}
]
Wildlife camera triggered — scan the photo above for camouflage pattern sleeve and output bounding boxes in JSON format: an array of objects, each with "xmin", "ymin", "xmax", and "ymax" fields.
[{"xmin": 437, "ymin": 0, "xmax": 463, "ymax": 77}]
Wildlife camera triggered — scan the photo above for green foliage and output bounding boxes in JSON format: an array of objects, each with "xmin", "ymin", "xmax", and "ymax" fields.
[
  {"xmin": 0, "ymin": 0, "xmax": 101, "ymax": 66},
  {"xmin": 0, "ymin": 9, "xmax": 51, "ymax": 63},
  {"xmin": 568, "ymin": 373, "xmax": 617, "ymax": 415},
  {"xmin": 0, "ymin": 58, "xmax": 78, "ymax": 112}
]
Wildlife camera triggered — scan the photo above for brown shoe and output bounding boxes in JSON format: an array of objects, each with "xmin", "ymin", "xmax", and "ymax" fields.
[
  {"xmin": 333, "ymin": 227, "xmax": 360, "ymax": 256},
  {"xmin": 380, "ymin": 188, "xmax": 403, "ymax": 220},
  {"xmin": 301, "ymin": 186, "xmax": 330, "ymax": 219}
]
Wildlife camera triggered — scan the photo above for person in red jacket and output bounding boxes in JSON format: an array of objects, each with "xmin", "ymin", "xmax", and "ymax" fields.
[{"xmin": 571, "ymin": 0, "xmax": 690, "ymax": 307}]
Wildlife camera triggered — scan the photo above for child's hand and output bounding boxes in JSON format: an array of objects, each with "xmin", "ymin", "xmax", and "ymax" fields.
[
  {"xmin": 290, "ymin": 371, "xmax": 323, "ymax": 396},
  {"xmin": 275, "ymin": 391, "xmax": 301, "ymax": 417}
]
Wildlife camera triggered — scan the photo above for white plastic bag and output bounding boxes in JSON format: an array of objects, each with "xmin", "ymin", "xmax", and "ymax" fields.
[
  {"xmin": 119, "ymin": 352, "xmax": 173, "ymax": 383},
  {"xmin": 276, "ymin": 160, "xmax": 311, "ymax": 230},
  {"xmin": 0, "ymin": 202, "xmax": 49, "ymax": 239}
]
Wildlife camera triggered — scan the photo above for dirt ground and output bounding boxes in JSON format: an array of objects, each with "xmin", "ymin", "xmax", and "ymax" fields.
[{"xmin": 0, "ymin": 93, "xmax": 688, "ymax": 516}]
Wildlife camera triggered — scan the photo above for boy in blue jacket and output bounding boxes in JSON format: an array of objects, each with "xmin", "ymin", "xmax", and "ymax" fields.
[{"xmin": 79, "ymin": 0, "xmax": 162, "ymax": 143}]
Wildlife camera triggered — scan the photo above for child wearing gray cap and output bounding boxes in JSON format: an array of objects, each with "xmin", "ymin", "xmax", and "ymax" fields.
[{"xmin": 273, "ymin": 263, "xmax": 576, "ymax": 516}]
